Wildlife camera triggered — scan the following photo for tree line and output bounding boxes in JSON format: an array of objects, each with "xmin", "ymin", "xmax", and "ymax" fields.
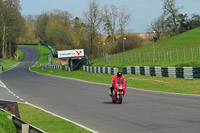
[
  {"xmin": 20, "ymin": 0, "xmax": 144, "ymax": 59},
  {"xmin": 0, "ymin": 0, "xmax": 24, "ymax": 59},
  {"xmin": 148, "ymin": 0, "xmax": 200, "ymax": 39}
]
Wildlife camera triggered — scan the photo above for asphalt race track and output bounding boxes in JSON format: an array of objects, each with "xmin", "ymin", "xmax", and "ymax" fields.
[{"xmin": 1, "ymin": 47, "xmax": 200, "ymax": 133}]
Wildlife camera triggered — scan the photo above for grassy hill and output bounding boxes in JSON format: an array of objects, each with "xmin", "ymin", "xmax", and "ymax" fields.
[{"xmin": 92, "ymin": 27, "xmax": 200, "ymax": 68}]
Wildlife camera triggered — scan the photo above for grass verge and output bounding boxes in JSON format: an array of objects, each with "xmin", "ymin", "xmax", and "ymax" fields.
[
  {"xmin": 18, "ymin": 103, "xmax": 91, "ymax": 133},
  {"xmin": 0, "ymin": 111, "xmax": 17, "ymax": 133},
  {"xmin": 1, "ymin": 49, "xmax": 23, "ymax": 71},
  {"xmin": 31, "ymin": 68, "xmax": 200, "ymax": 95}
]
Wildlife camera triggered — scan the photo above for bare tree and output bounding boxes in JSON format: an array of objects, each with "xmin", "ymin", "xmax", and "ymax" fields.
[
  {"xmin": 102, "ymin": 5, "xmax": 118, "ymax": 42},
  {"xmin": 148, "ymin": 14, "xmax": 167, "ymax": 39},
  {"xmin": 163, "ymin": 0, "xmax": 181, "ymax": 33},
  {"xmin": 83, "ymin": 0, "xmax": 102, "ymax": 57},
  {"xmin": 118, "ymin": 7, "xmax": 132, "ymax": 35}
]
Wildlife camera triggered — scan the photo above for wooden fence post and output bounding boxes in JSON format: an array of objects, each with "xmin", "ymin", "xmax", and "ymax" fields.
[
  {"xmin": 158, "ymin": 52, "xmax": 160, "ymax": 62},
  {"xmin": 131, "ymin": 53, "xmax": 133, "ymax": 62},
  {"xmin": 164, "ymin": 51, "xmax": 166, "ymax": 62},
  {"xmin": 176, "ymin": 49, "xmax": 179, "ymax": 62},
  {"xmin": 153, "ymin": 52, "xmax": 155, "ymax": 62},
  {"xmin": 128, "ymin": 53, "xmax": 130, "ymax": 62},
  {"xmin": 170, "ymin": 50, "xmax": 172, "ymax": 62},
  {"xmin": 191, "ymin": 48, "xmax": 194, "ymax": 61},
  {"xmin": 139, "ymin": 53, "xmax": 141, "ymax": 62},
  {"xmin": 184, "ymin": 48, "xmax": 186, "ymax": 62},
  {"xmin": 199, "ymin": 46, "xmax": 200, "ymax": 60},
  {"xmin": 135, "ymin": 53, "xmax": 137, "ymax": 63}
]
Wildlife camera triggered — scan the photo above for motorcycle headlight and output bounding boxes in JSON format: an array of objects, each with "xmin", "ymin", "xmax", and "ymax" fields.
[{"xmin": 117, "ymin": 87, "xmax": 123, "ymax": 90}]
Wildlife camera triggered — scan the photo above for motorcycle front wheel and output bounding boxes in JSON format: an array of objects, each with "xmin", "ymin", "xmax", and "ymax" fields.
[{"xmin": 118, "ymin": 94, "xmax": 123, "ymax": 104}]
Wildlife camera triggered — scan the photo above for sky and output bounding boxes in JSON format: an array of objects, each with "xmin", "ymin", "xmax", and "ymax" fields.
[{"xmin": 20, "ymin": 0, "xmax": 200, "ymax": 33}]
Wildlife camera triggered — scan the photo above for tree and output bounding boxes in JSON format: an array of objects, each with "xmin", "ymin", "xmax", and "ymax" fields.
[
  {"xmin": 190, "ymin": 14, "xmax": 200, "ymax": 29},
  {"xmin": 34, "ymin": 13, "xmax": 50, "ymax": 42},
  {"xmin": 0, "ymin": 0, "xmax": 5, "ymax": 57},
  {"xmin": 163, "ymin": 0, "xmax": 181, "ymax": 34},
  {"xmin": 177, "ymin": 13, "xmax": 190, "ymax": 33},
  {"xmin": 2, "ymin": 0, "xmax": 24, "ymax": 58},
  {"xmin": 148, "ymin": 14, "xmax": 166, "ymax": 39},
  {"xmin": 19, "ymin": 15, "xmax": 36, "ymax": 43},
  {"xmin": 72, "ymin": 17, "xmax": 88, "ymax": 49},
  {"xmin": 102, "ymin": 5, "xmax": 118, "ymax": 42},
  {"xmin": 118, "ymin": 7, "xmax": 132, "ymax": 35},
  {"xmin": 83, "ymin": 0, "xmax": 102, "ymax": 57},
  {"xmin": 114, "ymin": 35, "xmax": 143, "ymax": 53},
  {"xmin": 45, "ymin": 16, "xmax": 73, "ymax": 50}
]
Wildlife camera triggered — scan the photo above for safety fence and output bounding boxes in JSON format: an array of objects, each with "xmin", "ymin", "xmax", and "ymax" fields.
[
  {"xmin": 0, "ymin": 108, "xmax": 45, "ymax": 133},
  {"xmin": 83, "ymin": 66, "xmax": 118, "ymax": 75},
  {"xmin": 40, "ymin": 64, "xmax": 71, "ymax": 71},
  {"xmin": 122, "ymin": 66, "xmax": 200, "ymax": 79},
  {"xmin": 97, "ymin": 46, "xmax": 200, "ymax": 64},
  {"xmin": 40, "ymin": 64, "xmax": 200, "ymax": 79}
]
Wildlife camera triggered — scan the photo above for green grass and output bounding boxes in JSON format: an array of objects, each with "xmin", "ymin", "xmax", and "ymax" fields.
[
  {"xmin": 91, "ymin": 27, "xmax": 200, "ymax": 68},
  {"xmin": 0, "ymin": 111, "xmax": 17, "ymax": 133},
  {"xmin": 19, "ymin": 45, "xmax": 57, "ymax": 66},
  {"xmin": 31, "ymin": 68, "xmax": 200, "ymax": 95},
  {"xmin": 18, "ymin": 103, "xmax": 91, "ymax": 133},
  {"xmin": 1, "ymin": 49, "xmax": 23, "ymax": 71}
]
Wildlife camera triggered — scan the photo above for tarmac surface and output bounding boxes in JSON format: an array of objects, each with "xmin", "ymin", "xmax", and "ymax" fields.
[{"xmin": 0, "ymin": 47, "xmax": 200, "ymax": 133}]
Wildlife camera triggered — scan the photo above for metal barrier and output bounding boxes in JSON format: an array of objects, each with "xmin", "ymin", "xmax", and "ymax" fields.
[
  {"xmin": 123, "ymin": 66, "xmax": 200, "ymax": 79},
  {"xmin": 0, "ymin": 108, "xmax": 45, "ymax": 133},
  {"xmin": 83, "ymin": 66, "xmax": 118, "ymax": 75}
]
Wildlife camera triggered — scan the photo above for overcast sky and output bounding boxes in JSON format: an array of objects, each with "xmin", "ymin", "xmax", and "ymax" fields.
[{"xmin": 20, "ymin": 0, "xmax": 200, "ymax": 33}]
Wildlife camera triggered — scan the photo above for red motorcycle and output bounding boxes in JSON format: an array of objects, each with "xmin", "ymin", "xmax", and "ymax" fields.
[{"xmin": 111, "ymin": 79, "xmax": 127, "ymax": 104}]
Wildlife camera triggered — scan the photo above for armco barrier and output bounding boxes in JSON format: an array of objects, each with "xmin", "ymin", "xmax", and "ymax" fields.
[
  {"xmin": 123, "ymin": 66, "xmax": 200, "ymax": 79},
  {"xmin": 144, "ymin": 66, "xmax": 150, "ymax": 76},
  {"xmin": 150, "ymin": 67, "xmax": 156, "ymax": 76},
  {"xmin": 193, "ymin": 67, "xmax": 200, "ymax": 78},
  {"xmin": 0, "ymin": 108, "xmax": 45, "ymax": 133},
  {"xmin": 40, "ymin": 64, "xmax": 71, "ymax": 72},
  {"xmin": 83, "ymin": 66, "xmax": 118, "ymax": 75},
  {"xmin": 168, "ymin": 67, "xmax": 176, "ymax": 78},
  {"xmin": 161, "ymin": 67, "xmax": 168, "ymax": 77},
  {"xmin": 155, "ymin": 67, "xmax": 162, "ymax": 77}
]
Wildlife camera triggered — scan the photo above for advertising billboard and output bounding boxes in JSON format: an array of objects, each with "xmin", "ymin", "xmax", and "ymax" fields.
[{"xmin": 57, "ymin": 49, "xmax": 84, "ymax": 58}]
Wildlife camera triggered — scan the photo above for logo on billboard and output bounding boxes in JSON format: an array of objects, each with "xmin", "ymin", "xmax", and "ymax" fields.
[
  {"xmin": 76, "ymin": 50, "xmax": 82, "ymax": 55},
  {"xmin": 58, "ymin": 49, "xmax": 84, "ymax": 58}
]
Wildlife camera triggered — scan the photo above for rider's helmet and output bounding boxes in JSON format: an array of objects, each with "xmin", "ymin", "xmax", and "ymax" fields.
[{"xmin": 117, "ymin": 71, "xmax": 122, "ymax": 77}]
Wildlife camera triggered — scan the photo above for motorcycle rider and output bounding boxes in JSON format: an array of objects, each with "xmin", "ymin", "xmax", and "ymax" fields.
[{"xmin": 109, "ymin": 71, "xmax": 126, "ymax": 96}]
